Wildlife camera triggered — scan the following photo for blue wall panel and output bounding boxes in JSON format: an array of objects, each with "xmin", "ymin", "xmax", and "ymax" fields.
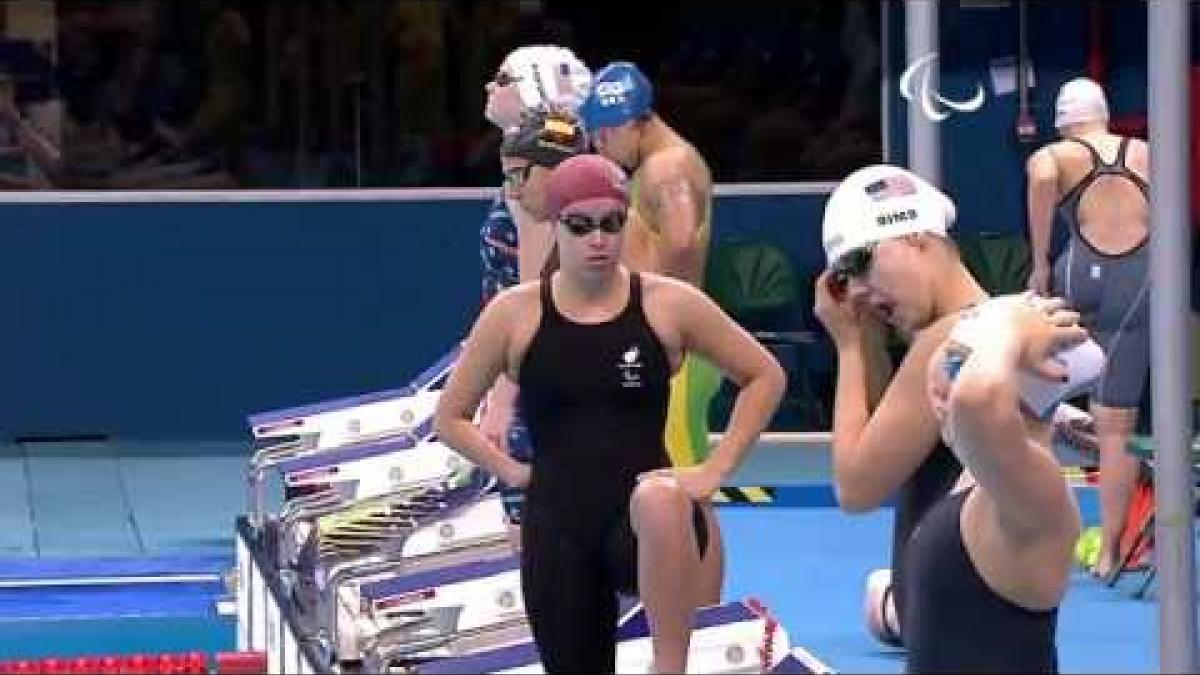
[
  {"xmin": 0, "ymin": 193, "xmax": 830, "ymax": 441},
  {"xmin": 0, "ymin": 199, "xmax": 482, "ymax": 440}
]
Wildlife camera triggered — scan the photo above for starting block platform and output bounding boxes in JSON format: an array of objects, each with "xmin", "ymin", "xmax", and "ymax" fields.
[
  {"xmin": 236, "ymin": 349, "xmax": 837, "ymax": 674},
  {"xmin": 247, "ymin": 347, "xmax": 460, "ymax": 452},
  {"xmin": 409, "ymin": 600, "xmax": 833, "ymax": 674},
  {"xmin": 237, "ymin": 511, "xmax": 832, "ymax": 673}
]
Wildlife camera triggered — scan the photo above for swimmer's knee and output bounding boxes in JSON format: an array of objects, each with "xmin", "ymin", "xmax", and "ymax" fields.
[
  {"xmin": 1091, "ymin": 403, "xmax": 1140, "ymax": 434},
  {"xmin": 630, "ymin": 475, "xmax": 691, "ymax": 529}
]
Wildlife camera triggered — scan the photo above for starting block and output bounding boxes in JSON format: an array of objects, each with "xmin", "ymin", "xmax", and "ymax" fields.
[
  {"xmin": 245, "ymin": 347, "xmax": 475, "ymax": 535},
  {"xmin": 240, "ymin": 512, "xmax": 835, "ymax": 674},
  {"xmin": 303, "ymin": 469, "xmax": 507, "ymax": 568},
  {"xmin": 405, "ymin": 600, "xmax": 833, "ymax": 674},
  {"xmin": 236, "ymin": 352, "xmax": 835, "ymax": 674},
  {"xmin": 282, "ymin": 481, "xmax": 517, "ymax": 667},
  {"xmin": 344, "ymin": 554, "xmax": 528, "ymax": 669},
  {"xmin": 247, "ymin": 346, "xmax": 459, "ymax": 454},
  {"xmin": 281, "ymin": 438, "xmax": 467, "ymax": 500},
  {"xmin": 266, "ymin": 436, "xmax": 478, "ymax": 547}
]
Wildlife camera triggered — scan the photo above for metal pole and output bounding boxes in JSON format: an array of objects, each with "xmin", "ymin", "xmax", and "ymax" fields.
[
  {"xmin": 905, "ymin": 0, "xmax": 941, "ymax": 186},
  {"xmin": 354, "ymin": 77, "xmax": 364, "ymax": 188},
  {"xmin": 1147, "ymin": 1, "xmax": 1197, "ymax": 672},
  {"xmin": 881, "ymin": 0, "xmax": 891, "ymax": 164},
  {"xmin": 295, "ymin": 3, "xmax": 310, "ymax": 184}
]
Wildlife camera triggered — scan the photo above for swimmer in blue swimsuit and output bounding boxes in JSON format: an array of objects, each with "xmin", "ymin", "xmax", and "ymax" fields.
[
  {"xmin": 480, "ymin": 106, "xmax": 588, "ymax": 525},
  {"xmin": 1026, "ymin": 76, "xmax": 1150, "ymax": 580},
  {"xmin": 478, "ymin": 47, "xmax": 591, "ymax": 529}
]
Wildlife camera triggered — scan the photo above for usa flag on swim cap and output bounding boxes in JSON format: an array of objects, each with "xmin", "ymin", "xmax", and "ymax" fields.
[{"xmin": 864, "ymin": 175, "xmax": 917, "ymax": 201}]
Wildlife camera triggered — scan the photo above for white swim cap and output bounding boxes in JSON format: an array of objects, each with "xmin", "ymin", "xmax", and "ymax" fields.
[
  {"xmin": 487, "ymin": 45, "xmax": 592, "ymax": 130},
  {"xmin": 1054, "ymin": 77, "xmax": 1109, "ymax": 130},
  {"xmin": 821, "ymin": 164, "xmax": 957, "ymax": 268},
  {"xmin": 944, "ymin": 294, "xmax": 1106, "ymax": 420}
]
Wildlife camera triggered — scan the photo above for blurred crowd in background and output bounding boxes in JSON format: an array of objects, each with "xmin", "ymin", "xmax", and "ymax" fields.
[{"xmin": 0, "ymin": 0, "xmax": 882, "ymax": 190}]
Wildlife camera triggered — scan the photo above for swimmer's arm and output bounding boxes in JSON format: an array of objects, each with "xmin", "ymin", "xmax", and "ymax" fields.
[
  {"xmin": 641, "ymin": 157, "xmax": 707, "ymax": 285},
  {"xmin": 862, "ymin": 315, "xmax": 895, "ymax": 408},
  {"xmin": 679, "ymin": 285, "xmax": 786, "ymax": 482},
  {"xmin": 433, "ymin": 293, "xmax": 528, "ymax": 488},
  {"xmin": 947, "ymin": 339, "xmax": 1078, "ymax": 539},
  {"xmin": 1025, "ymin": 148, "xmax": 1059, "ymax": 289},
  {"xmin": 488, "ymin": 202, "xmax": 550, "ymax": 425},
  {"xmin": 482, "ymin": 203, "xmax": 549, "ymax": 426},
  {"xmin": 481, "ymin": 373, "xmax": 519, "ymax": 437},
  {"xmin": 833, "ymin": 319, "xmax": 951, "ymax": 513},
  {"xmin": 512, "ymin": 202, "xmax": 556, "ymax": 282}
]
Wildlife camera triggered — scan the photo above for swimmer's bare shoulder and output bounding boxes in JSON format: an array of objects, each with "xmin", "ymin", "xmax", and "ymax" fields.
[
  {"xmin": 488, "ymin": 279, "xmax": 543, "ymax": 325},
  {"xmin": 640, "ymin": 271, "xmax": 707, "ymax": 307},
  {"xmin": 902, "ymin": 311, "xmax": 964, "ymax": 368},
  {"xmin": 642, "ymin": 143, "xmax": 711, "ymax": 188},
  {"xmin": 1124, "ymin": 136, "xmax": 1150, "ymax": 178},
  {"xmin": 475, "ymin": 280, "xmax": 545, "ymax": 375},
  {"xmin": 897, "ymin": 312, "xmax": 969, "ymax": 384},
  {"xmin": 640, "ymin": 272, "xmax": 746, "ymax": 347},
  {"xmin": 1032, "ymin": 138, "xmax": 1093, "ymax": 170}
]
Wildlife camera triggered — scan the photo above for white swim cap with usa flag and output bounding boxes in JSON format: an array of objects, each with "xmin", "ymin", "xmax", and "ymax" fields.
[{"xmin": 821, "ymin": 164, "xmax": 958, "ymax": 268}]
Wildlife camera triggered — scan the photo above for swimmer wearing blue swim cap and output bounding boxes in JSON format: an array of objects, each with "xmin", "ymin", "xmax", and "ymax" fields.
[
  {"xmin": 579, "ymin": 61, "xmax": 656, "ymax": 135},
  {"xmin": 579, "ymin": 61, "xmax": 711, "ymax": 287},
  {"xmin": 581, "ymin": 61, "xmax": 724, "ymax": 511}
]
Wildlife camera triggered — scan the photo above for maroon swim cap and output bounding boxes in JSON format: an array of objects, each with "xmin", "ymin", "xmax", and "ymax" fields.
[{"xmin": 543, "ymin": 154, "xmax": 630, "ymax": 219}]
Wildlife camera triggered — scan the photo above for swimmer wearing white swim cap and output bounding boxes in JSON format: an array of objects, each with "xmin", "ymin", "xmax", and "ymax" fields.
[
  {"xmin": 817, "ymin": 164, "xmax": 978, "ymax": 653},
  {"xmin": 1026, "ymin": 75, "xmax": 1150, "ymax": 583},
  {"xmin": 478, "ymin": 45, "xmax": 593, "ymax": 551},
  {"xmin": 816, "ymin": 165, "xmax": 1090, "ymax": 670}
]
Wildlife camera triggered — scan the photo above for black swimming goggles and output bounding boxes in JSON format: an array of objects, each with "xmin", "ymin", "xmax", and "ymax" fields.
[
  {"xmin": 559, "ymin": 211, "xmax": 627, "ymax": 236},
  {"xmin": 830, "ymin": 243, "xmax": 876, "ymax": 287},
  {"xmin": 491, "ymin": 70, "xmax": 522, "ymax": 88}
]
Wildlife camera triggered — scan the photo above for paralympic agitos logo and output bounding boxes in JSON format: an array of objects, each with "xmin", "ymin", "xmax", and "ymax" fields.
[{"xmin": 900, "ymin": 52, "xmax": 986, "ymax": 122}]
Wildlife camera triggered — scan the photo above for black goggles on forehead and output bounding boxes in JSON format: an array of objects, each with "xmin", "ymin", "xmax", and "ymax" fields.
[
  {"xmin": 830, "ymin": 244, "xmax": 876, "ymax": 286},
  {"xmin": 559, "ymin": 211, "xmax": 627, "ymax": 236}
]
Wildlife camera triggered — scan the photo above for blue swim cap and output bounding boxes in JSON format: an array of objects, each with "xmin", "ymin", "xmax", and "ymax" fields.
[{"xmin": 579, "ymin": 61, "xmax": 654, "ymax": 131}]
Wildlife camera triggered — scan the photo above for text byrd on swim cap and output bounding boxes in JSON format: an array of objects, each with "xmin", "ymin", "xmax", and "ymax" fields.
[
  {"xmin": 945, "ymin": 294, "xmax": 1106, "ymax": 420},
  {"xmin": 1054, "ymin": 77, "xmax": 1109, "ymax": 130},
  {"xmin": 543, "ymin": 154, "xmax": 630, "ymax": 220},
  {"xmin": 821, "ymin": 164, "xmax": 957, "ymax": 267},
  {"xmin": 579, "ymin": 61, "xmax": 654, "ymax": 131}
]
